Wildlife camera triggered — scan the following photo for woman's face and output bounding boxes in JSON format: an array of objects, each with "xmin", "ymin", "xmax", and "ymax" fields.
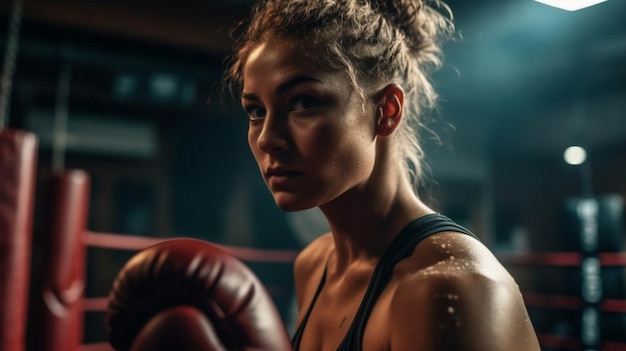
[{"xmin": 242, "ymin": 39, "xmax": 378, "ymax": 211}]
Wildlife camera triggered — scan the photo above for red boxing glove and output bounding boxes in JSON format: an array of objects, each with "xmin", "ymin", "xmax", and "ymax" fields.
[{"xmin": 106, "ymin": 238, "xmax": 292, "ymax": 351}]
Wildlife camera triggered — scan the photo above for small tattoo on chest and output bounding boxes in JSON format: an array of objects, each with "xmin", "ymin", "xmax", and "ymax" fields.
[{"xmin": 339, "ymin": 316, "xmax": 347, "ymax": 328}]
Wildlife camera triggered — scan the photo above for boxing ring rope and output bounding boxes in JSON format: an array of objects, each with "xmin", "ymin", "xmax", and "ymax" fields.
[
  {"xmin": 500, "ymin": 252, "xmax": 626, "ymax": 267},
  {"xmin": 84, "ymin": 231, "xmax": 299, "ymax": 262},
  {"xmin": 521, "ymin": 293, "xmax": 626, "ymax": 313}
]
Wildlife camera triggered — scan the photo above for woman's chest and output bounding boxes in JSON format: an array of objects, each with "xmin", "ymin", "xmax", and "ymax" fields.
[{"xmin": 297, "ymin": 280, "xmax": 396, "ymax": 351}]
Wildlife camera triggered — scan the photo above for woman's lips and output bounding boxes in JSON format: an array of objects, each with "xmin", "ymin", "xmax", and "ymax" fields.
[{"xmin": 266, "ymin": 169, "xmax": 302, "ymax": 187}]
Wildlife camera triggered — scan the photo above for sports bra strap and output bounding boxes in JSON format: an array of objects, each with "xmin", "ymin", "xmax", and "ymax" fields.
[{"xmin": 291, "ymin": 262, "xmax": 328, "ymax": 348}]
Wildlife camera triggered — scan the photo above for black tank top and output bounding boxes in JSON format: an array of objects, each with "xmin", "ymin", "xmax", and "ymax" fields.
[{"xmin": 291, "ymin": 213, "xmax": 478, "ymax": 350}]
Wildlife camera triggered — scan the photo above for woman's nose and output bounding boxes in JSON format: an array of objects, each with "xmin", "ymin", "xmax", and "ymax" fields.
[{"xmin": 257, "ymin": 115, "xmax": 289, "ymax": 153}]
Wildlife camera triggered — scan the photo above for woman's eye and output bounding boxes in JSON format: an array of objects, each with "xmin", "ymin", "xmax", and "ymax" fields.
[
  {"xmin": 292, "ymin": 96, "xmax": 318, "ymax": 112},
  {"xmin": 245, "ymin": 106, "xmax": 266, "ymax": 121}
]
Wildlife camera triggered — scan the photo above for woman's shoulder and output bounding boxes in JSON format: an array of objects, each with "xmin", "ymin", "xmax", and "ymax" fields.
[
  {"xmin": 392, "ymin": 231, "xmax": 520, "ymax": 307},
  {"xmin": 387, "ymin": 231, "xmax": 539, "ymax": 350},
  {"xmin": 391, "ymin": 231, "xmax": 516, "ymax": 303},
  {"xmin": 294, "ymin": 232, "xmax": 334, "ymax": 275}
]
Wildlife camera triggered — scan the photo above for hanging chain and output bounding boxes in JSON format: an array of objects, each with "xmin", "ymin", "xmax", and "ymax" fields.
[{"xmin": 0, "ymin": 0, "xmax": 25, "ymax": 129}]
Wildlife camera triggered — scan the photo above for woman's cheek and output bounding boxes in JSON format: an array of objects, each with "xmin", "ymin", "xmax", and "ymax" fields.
[{"xmin": 247, "ymin": 128, "xmax": 263, "ymax": 160}]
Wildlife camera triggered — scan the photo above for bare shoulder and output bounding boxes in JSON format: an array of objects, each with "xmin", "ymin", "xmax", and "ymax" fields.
[
  {"xmin": 294, "ymin": 232, "xmax": 334, "ymax": 278},
  {"xmin": 293, "ymin": 233, "xmax": 334, "ymax": 309},
  {"xmin": 389, "ymin": 232, "xmax": 540, "ymax": 351}
]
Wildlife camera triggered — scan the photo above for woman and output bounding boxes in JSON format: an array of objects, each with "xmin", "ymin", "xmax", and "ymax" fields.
[{"xmin": 224, "ymin": 0, "xmax": 540, "ymax": 350}]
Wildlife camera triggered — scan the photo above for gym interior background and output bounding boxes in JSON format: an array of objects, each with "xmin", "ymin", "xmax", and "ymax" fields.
[{"xmin": 1, "ymin": 0, "xmax": 625, "ymax": 350}]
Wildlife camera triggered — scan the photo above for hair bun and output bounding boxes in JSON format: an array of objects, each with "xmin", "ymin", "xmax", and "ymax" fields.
[{"xmin": 372, "ymin": 0, "xmax": 453, "ymax": 53}]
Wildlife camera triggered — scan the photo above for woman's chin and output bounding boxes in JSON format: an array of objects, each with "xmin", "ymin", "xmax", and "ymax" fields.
[{"xmin": 273, "ymin": 195, "xmax": 317, "ymax": 213}]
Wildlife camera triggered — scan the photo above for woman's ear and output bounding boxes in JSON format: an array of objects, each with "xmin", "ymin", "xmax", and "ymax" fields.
[{"xmin": 375, "ymin": 84, "xmax": 404, "ymax": 137}]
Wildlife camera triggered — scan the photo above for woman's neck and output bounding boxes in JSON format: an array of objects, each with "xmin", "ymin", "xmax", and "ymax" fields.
[{"xmin": 319, "ymin": 171, "xmax": 432, "ymax": 270}]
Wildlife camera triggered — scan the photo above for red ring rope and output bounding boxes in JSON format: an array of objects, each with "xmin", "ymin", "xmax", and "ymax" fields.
[{"xmin": 84, "ymin": 231, "xmax": 299, "ymax": 263}]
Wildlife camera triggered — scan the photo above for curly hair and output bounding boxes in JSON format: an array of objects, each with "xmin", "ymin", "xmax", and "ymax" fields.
[{"xmin": 224, "ymin": 0, "xmax": 454, "ymax": 187}]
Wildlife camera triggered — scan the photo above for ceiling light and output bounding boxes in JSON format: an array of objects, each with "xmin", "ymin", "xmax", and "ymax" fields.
[
  {"xmin": 564, "ymin": 146, "xmax": 587, "ymax": 165},
  {"xmin": 534, "ymin": 0, "xmax": 608, "ymax": 11}
]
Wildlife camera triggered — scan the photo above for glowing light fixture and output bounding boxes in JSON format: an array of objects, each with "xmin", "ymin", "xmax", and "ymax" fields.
[
  {"xmin": 564, "ymin": 146, "xmax": 587, "ymax": 165},
  {"xmin": 534, "ymin": 0, "xmax": 608, "ymax": 11}
]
